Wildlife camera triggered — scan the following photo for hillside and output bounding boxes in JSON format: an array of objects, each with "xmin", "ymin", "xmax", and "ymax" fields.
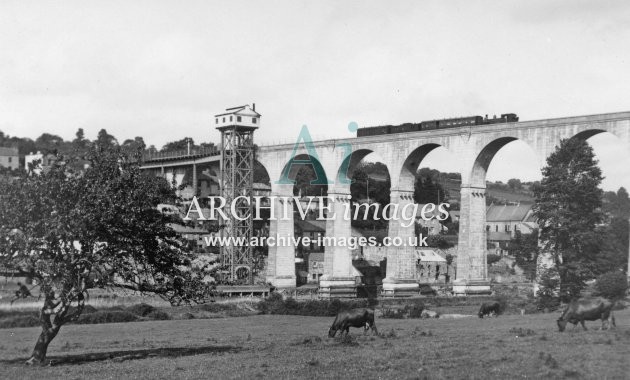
[{"xmin": 439, "ymin": 177, "xmax": 534, "ymax": 205}]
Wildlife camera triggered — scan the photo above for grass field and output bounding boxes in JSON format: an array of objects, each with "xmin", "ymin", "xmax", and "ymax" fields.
[{"xmin": 0, "ymin": 309, "xmax": 629, "ymax": 379}]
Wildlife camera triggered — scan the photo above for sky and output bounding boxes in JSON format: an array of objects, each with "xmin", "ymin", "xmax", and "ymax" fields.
[{"xmin": 1, "ymin": 0, "xmax": 630, "ymax": 190}]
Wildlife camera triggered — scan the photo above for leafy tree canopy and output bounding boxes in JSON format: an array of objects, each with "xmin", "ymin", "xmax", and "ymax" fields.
[
  {"xmin": 0, "ymin": 144, "xmax": 209, "ymax": 364},
  {"xmin": 508, "ymin": 230, "xmax": 539, "ymax": 281},
  {"xmin": 533, "ymin": 138, "xmax": 604, "ymax": 300}
]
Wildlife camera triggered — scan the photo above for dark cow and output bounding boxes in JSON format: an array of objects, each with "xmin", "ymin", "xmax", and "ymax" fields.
[
  {"xmin": 478, "ymin": 301, "xmax": 501, "ymax": 318},
  {"xmin": 10, "ymin": 282, "xmax": 34, "ymax": 305},
  {"xmin": 328, "ymin": 308, "xmax": 378, "ymax": 338},
  {"xmin": 557, "ymin": 297, "xmax": 616, "ymax": 332}
]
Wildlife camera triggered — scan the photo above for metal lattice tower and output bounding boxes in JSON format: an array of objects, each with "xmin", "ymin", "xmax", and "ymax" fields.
[{"xmin": 215, "ymin": 104, "xmax": 260, "ymax": 284}]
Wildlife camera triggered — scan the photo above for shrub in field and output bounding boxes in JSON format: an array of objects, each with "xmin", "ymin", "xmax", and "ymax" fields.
[
  {"xmin": 493, "ymin": 294, "xmax": 508, "ymax": 314},
  {"xmin": 381, "ymin": 308, "xmax": 406, "ymax": 319},
  {"xmin": 257, "ymin": 292, "xmax": 285, "ymax": 314},
  {"xmin": 126, "ymin": 303, "xmax": 156, "ymax": 317},
  {"xmin": 256, "ymin": 294, "xmax": 370, "ymax": 316},
  {"xmin": 198, "ymin": 303, "xmax": 237, "ymax": 313},
  {"xmin": 0, "ymin": 315, "xmax": 41, "ymax": 328},
  {"xmin": 82, "ymin": 305, "xmax": 98, "ymax": 314},
  {"xmin": 536, "ymin": 268, "xmax": 561, "ymax": 311},
  {"xmin": 75, "ymin": 310, "xmax": 139, "ymax": 325},
  {"xmin": 595, "ymin": 271, "xmax": 628, "ymax": 300},
  {"xmin": 146, "ymin": 309, "xmax": 171, "ymax": 320},
  {"xmin": 0, "ymin": 309, "xmax": 39, "ymax": 319},
  {"xmin": 405, "ymin": 303, "xmax": 425, "ymax": 318}
]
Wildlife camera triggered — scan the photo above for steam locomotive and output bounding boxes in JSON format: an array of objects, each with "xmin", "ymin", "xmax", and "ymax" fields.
[{"xmin": 356, "ymin": 113, "xmax": 519, "ymax": 137}]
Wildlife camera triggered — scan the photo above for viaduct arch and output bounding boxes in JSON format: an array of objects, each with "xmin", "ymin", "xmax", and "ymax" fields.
[
  {"xmin": 140, "ymin": 111, "xmax": 630, "ymax": 295},
  {"xmin": 256, "ymin": 111, "xmax": 630, "ymax": 294}
]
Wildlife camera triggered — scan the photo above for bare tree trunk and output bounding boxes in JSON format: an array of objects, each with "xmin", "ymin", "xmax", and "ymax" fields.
[{"xmin": 26, "ymin": 324, "xmax": 61, "ymax": 365}]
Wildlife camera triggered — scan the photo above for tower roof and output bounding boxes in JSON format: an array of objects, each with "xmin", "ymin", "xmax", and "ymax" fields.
[{"xmin": 214, "ymin": 104, "xmax": 261, "ymax": 118}]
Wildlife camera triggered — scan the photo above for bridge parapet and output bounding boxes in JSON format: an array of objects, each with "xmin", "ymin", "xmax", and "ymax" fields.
[{"xmin": 142, "ymin": 147, "xmax": 219, "ymax": 163}]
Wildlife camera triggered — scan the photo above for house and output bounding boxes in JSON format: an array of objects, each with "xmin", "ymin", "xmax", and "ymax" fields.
[
  {"xmin": 307, "ymin": 251, "xmax": 325, "ymax": 284},
  {"xmin": 486, "ymin": 203, "xmax": 537, "ymax": 237},
  {"xmin": 294, "ymin": 220, "xmax": 326, "ymax": 255},
  {"xmin": 415, "ymin": 249, "xmax": 448, "ymax": 284},
  {"xmin": 25, "ymin": 152, "xmax": 57, "ymax": 174},
  {"xmin": 415, "ymin": 203, "xmax": 450, "ymax": 235},
  {"xmin": 360, "ymin": 246, "xmax": 452, "ymax": 285},
  {"xmin": 296, "ymin": 219, "xmax": 366, "ymax": 284},
  {"xmin": 0, "ymin": 147, "xmax": 19, "ymax": 171},
  {"xmin": 486, "ymin": 202, "xmax": 538, "ymax": 254}
]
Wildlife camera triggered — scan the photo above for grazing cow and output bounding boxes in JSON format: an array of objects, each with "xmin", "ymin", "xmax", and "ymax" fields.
[
  {"xmin": 557, "ymin": 297, "xmax": 616, "ymax": 332},
  {"xmin": 328, "ymin": 308, "xmax": 378, "ymax": 338},
  {"xmin": 420, "ymin": 309, "xmax": 439, "ymax": 319},
  {"xmin": 10, "ymin": 282, "xmax": 34, "ymax": 305},
  {"xmin": 478, "ymin": 301, "xmax": 501, "ymax": 318}
]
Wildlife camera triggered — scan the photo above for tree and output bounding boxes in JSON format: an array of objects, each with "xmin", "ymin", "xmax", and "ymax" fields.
[
  {"xmin": 293, "ymin": 164, "xmax": 328, "ymax": 197},
  {"xmin": 487, "ymin": 253, "xmax": 502, "ymax": 266},
  {"xmin": 533, "ymin": 138, "xmax": 604, "ymax": 301},
  {"xmin": 414, "ymin": 169, "xmax": 449, "ymax": 205},
  {"xmin": 0, "ymin": 145, "xmax": 208, "ymax": 364},
  {"xmin": 162, "ymin": 137, "xmax": 194, "ymax": 153},
  {"xmin": 508, "ymin": 230, "xmax": 540, "ymax": 281},
  {"xmin": 95, "ymin": 129, "xmax": 118, "ymax": 148},
  {"xmin": 121, "ymin": 137, "xmax": 147, "ymax": 157},
  {"xmin": 35, "ymin": 133, "xmax": 65, "ymax": 153},
  {"xmin": 595, "ymin": 217, "xmax": 629, "ymax": 274},
  {"xmin": 603, "ymin": 187, "xmax": 630, "ymax": 219},
  {"xmin": 350, "ymin": 162, "xmax": 390, "ymax": 230},
  {"xmin": 507, "ymin": 178, "xmax": 522, "ymax": 190},
  {"xmin": 536, "ymin": 267, "xmax": 561, "ymax": 311},
  {"xmin": 595, "ymin": 271, "xmax": 628, "ymax": 300}
]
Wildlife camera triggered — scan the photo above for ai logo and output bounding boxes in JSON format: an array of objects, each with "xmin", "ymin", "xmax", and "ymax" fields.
[{"xmin": 275, "ymin": 122, "xmax": 359, "ymax": 185}]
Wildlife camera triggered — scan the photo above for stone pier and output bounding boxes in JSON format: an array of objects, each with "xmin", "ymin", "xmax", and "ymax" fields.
[
  {"xmin": 319, "ymin": 189, "xmax": 358, "ymax": 297},
  {"xmin": 265, "ymin": 194, "xmax": 296, "ymax": 288},
  {"xmin": 453, "ymin": 186, "xmax": 491, "ymax": 295},
  {"xmin": 382, "ymin": 247, "xmax": 420, "ymax": 296}
]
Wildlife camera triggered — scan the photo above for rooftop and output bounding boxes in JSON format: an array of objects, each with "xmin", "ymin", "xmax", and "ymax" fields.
[
  {"xmin": 486, "ymin": 203, "xmax": 533, "ymax": 222},
  {"xmin": 416, "ymin": 249, "xmax": 447, "ymax": 262},
  {"xmin": 0, "ymin": 147, "xmax": 18, "ymax": 156}
]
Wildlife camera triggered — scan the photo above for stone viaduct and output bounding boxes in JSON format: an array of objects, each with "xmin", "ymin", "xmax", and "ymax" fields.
[{"xmin": 142, "ymin": 111, "xmax": 630, "ymax": 295}]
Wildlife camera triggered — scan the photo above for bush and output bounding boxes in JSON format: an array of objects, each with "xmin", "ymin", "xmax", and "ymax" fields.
[
  {"xmin": 75, "ymin": 310, "xmax": 139, "ymax": 324},
  {"xmin": 197, "ymin": 303, "xmax": 237, "ymax": 313},
  {"xmin": 487, "ymin": 254, "xmax": 501, "ymax": 266},
  {"xmin": 146, "ymin": 309, "xmax": 171, "ymax": 320},
  {"xmin": 0, "ymin": 315, "xmax": 41, "ymax": 328},
  {"xmin": 406, "ymin": 302, "xmax": 425, "ymax": 318},
  {"xmin": 257, "ymin": 294, "xmax": 370, "ymax": 316},
  {"xmin": 536, "ymin": 268, "xmax": 561, "ymax": 311},
  {"xmin": 381, "ymin": 308, "xmax": 406, "ymax": 319},
  {"xmin": 426, "ymin": 235, "xmax": 453, "ymax": 249},
  {"xmin": 126, "ymin": 303, "xmax": 157, "ymax": 317},
  {"xmin": 595, "ymin": 271, "xmax": 628, "ymax": 300},
  {"xmin": 494, "ymin": 294, "xmax": 508, "ymax": 314},
  {"xmin": 82, "ymin": 305, "xmax": 98, "ymax": 314}
]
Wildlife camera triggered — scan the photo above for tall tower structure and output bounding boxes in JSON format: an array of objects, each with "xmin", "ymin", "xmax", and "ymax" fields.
[{"xmin": 215, "ymin": 104, "xmax": 260, "ymax": 283}]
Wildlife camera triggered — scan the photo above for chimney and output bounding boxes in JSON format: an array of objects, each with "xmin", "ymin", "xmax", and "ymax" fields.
[{"xmin": 252, "ymin": 103, "xmax": 256, "ymax": 112}]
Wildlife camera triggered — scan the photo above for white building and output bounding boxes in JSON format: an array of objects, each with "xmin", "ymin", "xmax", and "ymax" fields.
[{"xmin": 214, "ymin": 104, "xmax": 261, "ymax": 128}]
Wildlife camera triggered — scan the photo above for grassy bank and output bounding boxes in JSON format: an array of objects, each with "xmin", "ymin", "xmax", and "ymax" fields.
[{"xmin": 0, "ymin": 310, "xmax": 628, "ymax": 379}]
